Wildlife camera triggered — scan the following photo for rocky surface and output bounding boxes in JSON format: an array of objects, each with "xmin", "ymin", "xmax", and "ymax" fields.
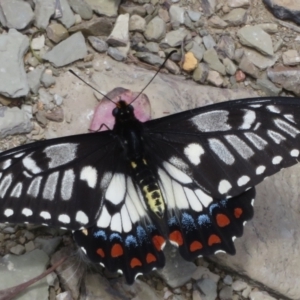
[{"xmin": 1, "ymin": 0, "xmax": 300, "ymax": 299}]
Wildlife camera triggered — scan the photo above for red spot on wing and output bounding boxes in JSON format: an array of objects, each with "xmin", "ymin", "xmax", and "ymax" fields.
[
  {"xmin": 190, "ymin": 241, "xmax": 203, "ymax": 252},
  {"xmin": 146, "ymin": 253, "xmax": 156, "ymax": 264},
  {"xmin": 130, "ymin": 257, "xmax": 142, "ymax": 268},
  {"xmin": 216, "ymin": 213, "xmax": 230, "ymax": 227},
  {"xmin": 169, "ymin": 230, "xmax": 183, "ymax": 246},
  {"xmin": 96, "ymin": 248, "xmax": 105, "ymax": 258},
  {"xmin": 234, "ymin": 208, "xmax": 243, "ymax": 218},
  {"xmin": 208, "ymin": 234, "xmax": 221, "ymax": 246},
  {"xmin": 152, "ymin": 235, "xmax": 165, "ymax": 251},
  {"xmin": 111, "ymin": 244, "xmax": 123, "ymax": 257}
]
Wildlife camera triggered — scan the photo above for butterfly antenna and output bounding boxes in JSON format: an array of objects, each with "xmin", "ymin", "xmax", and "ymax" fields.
[
  {"xmin": 130, "ymin": 50, "xmax": 177, "ymax": 104},
  {"xmin": 69, "ymin": 69, "xmax": 115, "ymax": 104}
]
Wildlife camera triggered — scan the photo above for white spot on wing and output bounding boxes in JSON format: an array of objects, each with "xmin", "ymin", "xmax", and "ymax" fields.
[
  {"xmin": 291, "ymin": 149, "xmax": 299, "ymax": 157},
  {"xmin": 43, "ymin": 172, "xmax": 59, "ymax": 200},
  {"xmin": 27, "ymin": 176, "xmax": 42, "ymax": 197},
  {"xmin": 14, "ymin": 152, "xmax": 25, "ymax": 158},
  {"xmin": 274, "ymin": 118, "xmax": 300, "ymax": 137},
  {"xmin": 1, "ymin": 159, "xmax": 12, "ymax": 170},
  {"xmin": 184, "ymin": 143, "xmax": 205, "ymax": 165},
  {"xmin": 105, "ymin": 173, "xmax": 126, "ymax": 205},
  {"xmin": 284, "ymin": 114, "xmax": 295, "ymax": 123},
  {"xmin": 121, "ymin": 205, "xmax": 132, "ymax": 233},
  {"xmin": 22, "ymin": 208, "xmax": 33, "ymax": 217},
  {"xmin": 76, "ymin": 211, "xmax": 89, "ymax": 225},
  {"xmin": 208, "ymin": 138, "xmax": 235, "ymax": 165},
  {"xmin": 256, "ymin": 165, "xmax": 266, "ymax": 175},
  {"xmin": 40, "ymin": 211, "xmax": 51, "ymax": 220},
  {"xmin": 158, "ymin": 168, "xmax": 175, "ymax": 209},
  {"xmin": 191, "ymin": 110, "xmax": 231, "ymax": 132},
  {"xmin": 195, "ymin": 189, "xmax": 213, "ymax": 208},
  {"xmin": 97, "ymin": 206, "xmax": 111, "ymax": 228},
  {"xmin": 173, "ymin": 180, "xmax": 189, "ymax": 209},
  {"xmin": 239, "ymin": 110, "xmax": 256, "ymax": 129},
  {"xmin": 218, "ymin": 180, "xmax": 232, "ymax": 194},
  {"xmin": 44, "ymin": 143, "xmax": 78, "ymax": 168},
  {"xmin": 0, "ymin": 174, "xmax": 13, "ymax": 198},
  {"xmin": 267, "ymin": 130, "xmax": 286, "ymax": 144},
  {"xmin": 4, "ymin": 209, "xmax": 13, "ymax": 217},
  {"xmin": 61, "ymin": 169, "xmax": 75, "ymax": 200},
  {"xmin": 225, "ymin": 135, "xmax": 254, "ymax": 159},
  {"xmin": 272, "ymin": 156, "xmax": 282, "ymax": 165},
  {"xmin": 110, "ymin": 213, "xmax": 122, "ymax": 233},
  {"xmin": 23, "ymin": 156, "xmax": 42, "ymax": 174},
  {"xmin": 237, "ymin": 175, "xmax": 250, "ymax": 186},
  {"xmin": 10, "ymin": 182, "xmax": 23, "ymax": 198},
  {"xmin": 184, "ymin": 188, "xmax": 203, "ymax": 212},
  {"xmin": 244, "ymin": 133, "xmax": 267, "ymax": 150},
  {"xmin": 80, "ymin": 166, "xmax": 97, "ymax": 188},
  {"xmin": 163, "ymin": 161, "xmax": 193, "ymax": 184},
  {"xmin": 58, "ymin": 214, "xmax": 70, "ymax": 224},
  {"xmin": 266, "ymin": 105, "xmax": 280, "ymax": 113}
]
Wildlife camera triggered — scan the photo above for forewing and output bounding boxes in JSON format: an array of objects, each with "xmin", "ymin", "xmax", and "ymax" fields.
[
  {"xmin": 0, "ymin": 132, "xmax": 119, "ymax": 229},
  {"xmin": 144, "ymin": 97, "xmax": 300, "ymax": 199}
]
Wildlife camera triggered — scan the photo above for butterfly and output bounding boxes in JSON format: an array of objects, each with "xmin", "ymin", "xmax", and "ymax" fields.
[{"xmin": 0, "ymin": 96, "xmax": 300, "ymax": 284}]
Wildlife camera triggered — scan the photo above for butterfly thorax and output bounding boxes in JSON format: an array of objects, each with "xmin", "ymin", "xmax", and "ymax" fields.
[{"xmin": 112, "ymin": 101, "xmax": 165, "ymax": 218}]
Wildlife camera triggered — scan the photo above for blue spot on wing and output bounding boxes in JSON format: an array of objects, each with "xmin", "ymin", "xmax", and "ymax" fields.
[
  {"xmin": 181, "ymin": 213, "xmax": 196, "ymax": 230},
  {"xmin": 125, "ymin": 235, "xmax": 138, "ymax": 247},
  {"xmin": 198, "ymin": 214, "xmax": 211, "ymax": 226},
  {"xmin": 137, "ymin": 226, "xmax": 147, "ymax": 242},
  {"xmin": 109, "ymin": 233, "xmax": 122, "ymax": 242},
  {"xmin": 94, "ymin": 230, "xmax": 107, "ymax": 239}
]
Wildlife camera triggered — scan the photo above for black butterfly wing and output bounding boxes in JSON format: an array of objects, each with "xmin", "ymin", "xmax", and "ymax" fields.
[
  {"xmin": 0, "ymin": 131, "xmax": 119, "ymax": 229},
  {"xmin": 142, "ymin": 97, "xmax": 300, "ymax": 260}
]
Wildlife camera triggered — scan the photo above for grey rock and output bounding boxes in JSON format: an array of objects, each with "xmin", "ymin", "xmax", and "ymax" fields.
[
  {"xmin": 282, "ymin": 49, "xmax": 300, "ymax": 66},
  {"xmin": 155, "ymin": 244, "xmax": 197, "ymax": 288},
  {"xmin": 46, "ymin": 23, "xmax": 69, "ymax": 44},
  {"xmin": 27, "ymin": 66, "xmax": 45, "ymax": 94},
  {"xmin": 135, "ymin": 52, "xmax": 164, "ymax": 66},
  {"xmin": 0, "ymin": 29, "xmax": 29, "ymax": 97},
  {"xmin": 88, "ymin": 36, "xmax": 108, "ymax": 53},
  {"xmin": 219, "ymin": 286, "xmax": 233, "ymax": 300},
  {"xmin": 34, "ymin": 0, "xmax": 55, "ymax": 29},
  {"xmin": 69, "ymin": 16, "xmax": 113, "ymax": 36},
  {"xmin": 193, "ymin": 63, "xmax": 209, "ymax": 83},
  {"xmin": 36, "ymin": 111, "xmax": 48, "ymax": 127},
  {"xmin": 129, "ymin": 14, "xmax": 146, "ymax": 32},
  {"xmin": 169, "ymin": 5, "xmax": 185, "ymax": 24},
  {"xmin": 43, "ymin": 32, "xmax": 87, "ymax": 67},
  {"xmin": 208, "ymin": 15, "xmax": 228, "ymax": 28},
  {"xmin": 53, "ymin": 94, "xmax": 64, "ymax": 106},
  {"xmin": 238, "ymin": 55, "xmax": 260, "ymax": 78},
  {"xmin": 56, "ymin": 291, "xmax": 73, "ymax": 300},
  {"xmin": 119, "ymin": 3, "xmax": 146, "ymax": 17},
  {"xmin": 203, "ymin": 49, "xmax": 226, "ymax": 75},
  {"xmin": 85, "ymin": 0, "xmax": 121, "ymax": 17},
  {"xmin": 203, "ymin": 34, "xmax": 216, "ymax": 50},
  {"xmin": 107, "ymin": 13, "xmax": 129, "ymax": 47},
  {"xmin": 107, "ymin": 47, "xmax": 126, "ymax": 61},
  {"xmin": 38, "ymin": 88, "xmax": 54, "ymax": 109},
  {"xmin": 34, "ymin": 236, "xmax": 62, "ymax": 256},
  {"xmin": 257, "ymin": 22, "xmax": 278, "ymax": 33},
  {"xmin": 0, "ymin": 0, "xmax": 34, "ymax": 29},
  {"xmin": 237, "ymin": 25, "xmax": 274, "ymax": 56},
  {"xmin": 228, "ymin": 0, "xmax": 250, "ymax": 7},
  {"xmin": 165, "ymin": 59, "xmax": 181, "ymax": 75},
  {"xmin": 201, "ymin": 0, "xmax": 216, "ymax": 16},
  {"xmin": 160, "ymin": 28, "xmax": 190, "ymax": 48},
  {"xmin": 144, "ymin": 16, "xmax": 166, "ymax": 41},
  {"xmin": 145, "ymin": 42, "xmax": 159, "ymax": 53},
  {"xmin": 57, "ymin": 0, "xmax": 75, "ymax": 28},
  {"xmin": 2, "ymin": 226, "xmax": 16, "ymax": 234},
  {"xmin": 232, "ymin": 280, "xmax": 248, "ymax": 291},
  {"xmin": 222, "ymin": 8, "xmax": 247, "ymax": 26},
  {"xmin": 187, "ymin": 10, "xmax": 202, "ymax": 22},
  {"xmin": 223, "ymin": 275, "xmax": 233, "ymax": 285},
  {"xmin": 31, "ymin": 35, "xmax": 45, "ymax": 50},
  {"xmin": 41, "ymin": 72, "xmax": 56, "ymax": 88},
  {"xmin": 0, "ymin": 250, "xmax": 49, "ymax": 299},
  {"xmin": 68, "ymin": 0, "xmax": 93, "ymax": 20},
  {"xmin": 223, "ymin": 57, "xmax": 237, "ymax": 75},
  {"xmin": 267, "ymin": 65, "xmax": 300, "ymax": 96},
  {"xmin": 207, "ymin": 70, "xmax": 224, "ymax": 86},
  {"xmin": 263, "ymin": 0, "xmax": 300, "ymax": 25},
  {"xmin": 217, "ymin": 35, "xmax": 235, "ymax": 60},
  {"xmin": 185, "ymin": 41, "xmax": 205, "ymax": 61},
  {"xmin": 256, "ymin": 78, "xmax": 282, "ymax": 96},
  {"xmin": 195, "ymin": 278, "xmax": 217, "ymax": 300},
  {"xmin": 249, "ymin": 290, "xmax": 276, "ymax": 300},
  {"xmin": 244, "ymin": 48, "xmax": 278, "ymax": 70},
  {"xmin": 10, "ymin": 244, "xmax": 26, "ymax": 255}
]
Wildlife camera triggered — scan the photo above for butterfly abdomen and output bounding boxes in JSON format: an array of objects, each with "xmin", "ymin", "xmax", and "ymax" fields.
[{"xmin": 130, "ymin": 158, "xmax": 165, "ymax": 218}]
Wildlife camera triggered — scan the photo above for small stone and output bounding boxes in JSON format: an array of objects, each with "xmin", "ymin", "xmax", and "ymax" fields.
[
  {"xmin": 242, "ymin": 285, "xmax": 252, "ymax": 298},
  {"xmin": 257, "ymin": 23, "xmax": 278, "ymax": 33},
  {"xmin": 10, "ymin": 244, "xmax": 26, "ymax": 255},
  {"xmin": 219, "ymin": 286, "xmax": 233, "ymax": 300},
  {"xmin": 207, "ymin": 70, "xmax": 223, "ymax": 86},
  {"xmin": 160, "ymin": 28, "xmax": 190, "ymax": 48},
  {"xmin": 46, "ymin": 23, "xmax": 69, "ymax": 44},
  {"xmin": 129, "ymin": 14, "xmax": 146, "ymax": 32},
  {"xmin": 3, "ymin": 226, "xmax": 16, "ymax": 234},
  {"xmin": 144, "ymin": 16, "xmax": 166, "ymax": 41},
  {"xmin": 223, "ymin": 275, "xmax": 233, "ymax": 285},
  {"xmin": 208, "ymin": 15, "xmax": 228, "ymax": 28},
  {"xmin": 45, "ymin": 107, "xmax": 64, "ymax": 122},
  {"xmin": 282, "ymin": 49, "xmax": 300, "ymax": 66},
  {"xmin": 88, "ymin": 36, "xmax": 108, "ymax": 53},
  {"xmin": 107, "ymin": 47, "xmax": 126, "ymax": 61},
  {"xmin": 238, "ymin": 55, "xmax": 260, "ymax": 78},
  {"xmin": 107, "ymin": 13, "xmax": 130, "ymax": 47},
  {"xmin": 145, "ymin": 42, "xmax": 159, "ymax": 53},
  {"xmin": 25, "ymin": 241, "xmax": 35, "ymax": 252},
  {"xmin": 41, "ymin": 72, "xmax": 56, "ymax": 88},
  {"xmin": 222, "ymin": 8, "xmax": 247, "ymax": 26},
  {"xmin": 182, "ymin": 52, "xmax": 198, "ymax": 72},
  {"xmin": 203, "ymin": 48, "xmax": 226, "ymax": 75},
  {"xmin": 203, "ymin": 34, "xmax": 216, "ymax": 50},
  {"xmin": 196, "ymin": 278, "xmax": 217, "ymax": 300},
  {"xmin": 31, "ymin": 35, "xmax": 45, "ymax": 50},
  {"xmin": 53, "ymin": 94, "xmax": 64, "ymax": 106},
  {"xmin": 223, "ymin": 58, "xmax": 237, "ymax": 75},
  {"xmin": 187, "ymin": 10, "xmax": 202, "ymax": 22},
  {"xmin": 169, "ymin": 5, "xmax": 185, "ymax": 24},
  {"xmin": 228, "ymin": 0, "xmax": 250, "ymax": 8},
  {"xmin": 193, "ymin": 63, "xmax": 209, "ymax": 83},
  {"xmin": 68, "ymin": 0, "xmax": 93, "ymax": 20},
  {"xmin": 249, "ymin": 290, "xmax": 276, "ymax": 300},
  {"xmin": 235, "ymin": 70, "xmax": 246, "ymax": 82},
  {"xmin": 158, "ymin": 8, "xmax": 170, "ymax": 23},
  {"xmin": 232, "ymin": 280, "xmax": 248, "ymax": 291}
]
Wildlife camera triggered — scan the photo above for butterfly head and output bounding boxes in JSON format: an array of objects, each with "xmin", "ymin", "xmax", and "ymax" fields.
[{"xmin": 113, "ymin": 100, "xmax": 135, "ymax": 122}]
